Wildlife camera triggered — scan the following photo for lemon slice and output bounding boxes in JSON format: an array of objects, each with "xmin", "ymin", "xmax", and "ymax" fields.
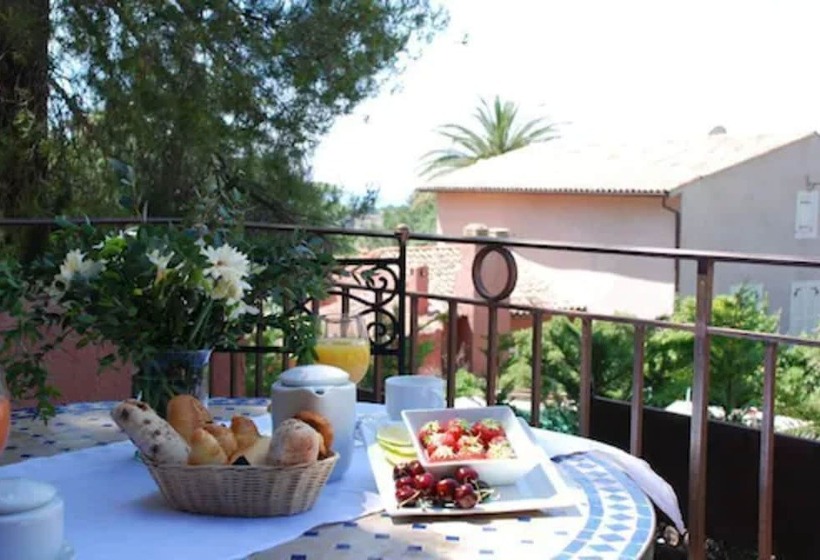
[
  {"xmin": 376, "ymin": 423, "xmax": 414, "ymax": 448},
  {"xmin": 381, "ymin": 446, "xmax": 417, "ymax": 466},
  {"xmin": 378, "ymin": 440, "xmax": 417, "ymax": 458}
]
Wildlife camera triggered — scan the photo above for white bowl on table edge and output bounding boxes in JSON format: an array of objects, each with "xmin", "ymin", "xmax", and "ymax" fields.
[{"xmin": 401, "ymin": 406, "xmax": 539, "ymax": 486}]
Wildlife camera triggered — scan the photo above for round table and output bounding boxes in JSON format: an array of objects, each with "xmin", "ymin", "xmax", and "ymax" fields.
[{"xmin": 3, "ymin": 398, "xmax": 655, "ymax": 559}]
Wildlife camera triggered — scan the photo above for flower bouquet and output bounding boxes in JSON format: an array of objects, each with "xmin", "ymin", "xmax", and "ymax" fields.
[{"xmin": 0, "ymin": 219, "xmax": 334, "ymax": 420}]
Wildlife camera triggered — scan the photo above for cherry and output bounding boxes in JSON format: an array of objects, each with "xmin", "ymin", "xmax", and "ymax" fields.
[
  {"xmin": 413, "ymin": 472, "xmax": 436, "ymax": 496},
  {"xmin": 392, "ymin": 463, "xmax": 410, "ymax": 480},
  {"xmin": 395, "ymin": 485, "xmax": 420, "ymax": 507},
  {"xmin": 395, "ymin": 475, "xmax": 415, "ymax": 489},
  {"xmin": 435, "ymin": 477, "xmax": 459, "ymax": 503},
  {"xmin": 454, "ymin": 466, "xmax": 479, "ymax": 484},
  {"xmin": 407, "ymin": 460, "xmax": 426, "ymax": 476},
  {"xmin": 453, "ymin": 484, "xmax": 478, "ymax": 509}
]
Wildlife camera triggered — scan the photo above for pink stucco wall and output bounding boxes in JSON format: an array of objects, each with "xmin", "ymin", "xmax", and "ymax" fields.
[
  {"xmin": 2, "ymin": 316, "xmax": 245, "ymax": 409},
  {"xmin": 435, "ymin": 191, "xmax": 678, "ymax": 319}
]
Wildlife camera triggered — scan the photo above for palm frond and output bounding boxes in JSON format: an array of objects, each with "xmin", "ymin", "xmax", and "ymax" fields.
[{"xmin": 419, "ymin": 95, "xmax": 560, "ymax": 179}]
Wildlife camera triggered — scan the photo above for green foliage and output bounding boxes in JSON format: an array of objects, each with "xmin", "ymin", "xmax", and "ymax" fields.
[
  {"xmin": 0, "ymin": 218, "xmax": 335, "ymax": 420},
  {"xmin": 501, "ymin": 286, "xmax": 820, "ymax": 433},
  {"xmin": 511, "ymin": 317, "xmax": 634, "ymax": 403},
  {"xmin": 47, "ymin": 1, "xmax": 445, "ymax": 219},
  {"xmin": 420, "ymin": 96, "xmax": 560, "ymax": 179}
]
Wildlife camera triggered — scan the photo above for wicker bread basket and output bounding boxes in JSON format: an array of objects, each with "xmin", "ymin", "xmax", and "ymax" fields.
[{"xmin": 143, "ymin": 453, "xmax": 339, "ymax": 517}]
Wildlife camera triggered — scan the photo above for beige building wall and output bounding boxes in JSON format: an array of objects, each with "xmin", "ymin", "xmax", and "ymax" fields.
[
  {"xmin": 678, "ymin": 135, "xmax": 820, "ymax": 334},
  {"xmin": 435, "ymin": 192, "xmax": 677, "ymax": 318}
]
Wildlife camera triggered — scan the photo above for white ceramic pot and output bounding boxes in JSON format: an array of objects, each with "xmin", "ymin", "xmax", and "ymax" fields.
[
  {"xmin": 270, "ymin": 365, "xmax": 356, "ymax": 482},
  {"xmin": 0, "ymin": 478, "xmax": 65, "ymax": 560}
]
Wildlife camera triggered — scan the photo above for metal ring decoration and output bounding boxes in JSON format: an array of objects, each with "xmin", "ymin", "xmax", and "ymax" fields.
[{"xmin": 471, "ymin": 244, "xmax": 518, "ymax": 302}]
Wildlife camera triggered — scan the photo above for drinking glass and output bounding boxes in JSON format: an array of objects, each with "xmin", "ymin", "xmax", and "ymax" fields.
[
  {"xmin": 314, "ymin": 314, "xmax": 371, "ymax": 384},
  {"xmin": 0, "ymin": 367, "xmax": 10, "ymax": 457}
]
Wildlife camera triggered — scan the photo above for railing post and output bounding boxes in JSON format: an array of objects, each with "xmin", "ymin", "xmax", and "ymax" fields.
[
  {"xmin": 395, "ymin": 225, "xmax": 409, "ymax": 373},
  {"xmin": 630, "ymin": 324, "xmax": 646, "ymax": 457},
  {"xmin": 486, "ymin": 304, "xmax": 499, "ymax": 406},
  {"xmin": 688, "ymin": 258, "xmax": 714, "ymax": 560},
  {"xmin": 254, "ymin": 305, "xmax": 265, "ymax": 398},
  {"xmin": 758, "ymin": 342, "xmax": 777, "ymax": 560},
  {"xmin": 530, "ymin": 311, "xmax": 544, "ymax": 427},
  {"xmin": 446, "ymin": 301, "xmax": 458, "ymax": 407},
  {"xmin": 579, "ymin": 318, "xmax": 593, "ymax": 438},
  {"xmin": 409, "ymin": 295, "xmax": 419, "ymax": 374},
  {"xmin": 373, "ymin": 290, "xmax": 384, "ymax": 402}
]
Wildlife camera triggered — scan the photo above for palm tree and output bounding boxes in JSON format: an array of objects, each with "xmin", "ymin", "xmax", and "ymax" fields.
[{"xmin": 420, "ymin": 96, "xmax": 559, "ymax": 179}]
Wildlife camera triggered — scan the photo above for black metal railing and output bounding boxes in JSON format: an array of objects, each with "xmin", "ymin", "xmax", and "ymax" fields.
[{"xmin": 5, "ymin": 216, "xmax": 820, "ymax": 560}]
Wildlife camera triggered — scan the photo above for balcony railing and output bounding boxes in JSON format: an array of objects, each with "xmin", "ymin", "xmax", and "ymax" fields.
[{"xmin": 4, "ymin": 216, "xmax": 820, "ymax": 560}]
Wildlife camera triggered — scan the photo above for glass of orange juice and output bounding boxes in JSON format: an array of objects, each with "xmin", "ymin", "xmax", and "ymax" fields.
[
  {"xmin": 315, "ymin": 314, "xmax": 371, "ymax": 384},
  {"xmin": 0, "ymin": 367, "xmax": 10, "ymax": 456}
]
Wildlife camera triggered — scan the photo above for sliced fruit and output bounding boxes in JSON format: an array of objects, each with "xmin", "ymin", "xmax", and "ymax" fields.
[
  {"xmin": 377, "ymin": 423, "xmax": 414, "ymax": 448},
  {"xmin": 378, "ymin": 439, "xmax": 418, "ymax": 457}
]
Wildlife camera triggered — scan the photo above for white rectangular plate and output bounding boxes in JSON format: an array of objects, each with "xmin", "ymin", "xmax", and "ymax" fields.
[{"xmin": 363, "ymin": 417, "xmax": 582, "ymax": 517}]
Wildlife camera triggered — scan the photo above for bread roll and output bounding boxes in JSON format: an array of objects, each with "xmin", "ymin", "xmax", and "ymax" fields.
[
  {"xmin": 268, "ymin": 419, "xmax": 322, "ymax": 467},
  {"xmin": 229, "ymin": 416, "xmax": 260, "ymax": 450},
  {"xmin": 203, "ymin": 424, "xmax": 238, "ymax": 457},
  {"xmin": 228, "ymin": 436, "xmax": 271, "ymax": 466},
  {"xmin": 167, "ymin": 395, "xmax": 213, "ymax": 442},
  {"xmin": 188, "ymin": 428, "xmax": 228, "ymax": 465},
  {"xmin": 111, "ymin": 399, "xmax": 189, "ymax": 464},
  {"xmin": 293, "ymin": 410, "xmax": 334, "ymax": 459}
]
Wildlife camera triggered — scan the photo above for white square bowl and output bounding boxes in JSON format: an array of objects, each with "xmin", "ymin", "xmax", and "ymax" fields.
[{"xmin": 401, "ymin": 406, "xmax": 539, "ymax": 486}]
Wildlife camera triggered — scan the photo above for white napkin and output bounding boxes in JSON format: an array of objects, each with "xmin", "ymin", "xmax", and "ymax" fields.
[
  {"xmin": 520, "ymin": 420, "xmax": 686, "ymax": 532},
  {"xmin": 0, "ymin": 416, "xmax": 383, "ymax": 560}
]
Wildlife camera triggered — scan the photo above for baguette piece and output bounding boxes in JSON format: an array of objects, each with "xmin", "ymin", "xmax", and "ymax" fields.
[
  {"xmin": 167, "ymin": 395, "xmax": 213, "ymax": 443},
  {"xmin": 111, "ymin": 399, "xmax": 189, "ymax": 464},
  {"xmin": 228, "ymin": 436, "xmax": 271, "ymax": 466},
  {"xmin": 229, "ymin": 416, "xmax": 261, "ymax": 450},
  {"xmin": 188, "ymin": 428, "xmax": 228, "ymax": 465},
  {"xmin": 268, "ymin": 419, "xmax": 322, "ymax": 467},
  {"xmin": 202, "ymin": 424, "xmax": 238, "ymax": 457}
]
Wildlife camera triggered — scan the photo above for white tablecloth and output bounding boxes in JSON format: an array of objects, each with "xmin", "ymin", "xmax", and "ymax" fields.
[{"xmin": 0, "ymin": 407, "xmax": 383, "ymax": 560}]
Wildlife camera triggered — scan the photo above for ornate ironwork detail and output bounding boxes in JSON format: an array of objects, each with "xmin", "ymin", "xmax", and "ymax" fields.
[{"xmin": 471, "ymin": 245, "xmax": 518, "ymax": 302}]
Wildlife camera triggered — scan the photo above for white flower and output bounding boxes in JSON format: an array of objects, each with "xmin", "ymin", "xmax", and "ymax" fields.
[
  {"xmin": 54, "ymin": 250, "xmax": 103, "ymax": 286},
  {"xmin": 147, "ymin": 249, "xmax": 174, "ymax": 283},
  {"xmin": 201, "ymin": 244, "xmax": 250, "ymax": 284},
  {"xmin": 210, "ymin": 276, "xmax": 251, "ymax": 304},
  {"xmin": 228, "ymin": 301, "xmax": 260, "ymax": 321}
]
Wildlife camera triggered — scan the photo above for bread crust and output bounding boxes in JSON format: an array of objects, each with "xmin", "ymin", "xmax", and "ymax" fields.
[
  {"xmin": 268, "ymin": 419, "xmax": 321, "ymax": 466},
  {"xmin": 188, "ymin": 428, "xmax": 228, "ymax": 465},
  {"xmin": 167, "ymin": 395, "xmax": 213, "ymax": 443},
  {"xmin": 111, "ymin": 399, "xmax": 190, "ymax": 464},
  {"xmin": 293, "ymin": 410, "xmax": 334, "ymax": 459}
]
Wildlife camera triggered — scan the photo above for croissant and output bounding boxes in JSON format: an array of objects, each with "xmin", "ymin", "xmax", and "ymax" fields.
[
  {"xmin": 203, "ymin": 423, "xmax": 238, "ymax": 457},
  {"xmin": 167, "ymin": 395, "xmax": 213, "ymax": 443},
  {"xmin": 188, "ymin": 428, "xmax": 228, "ymax": 465},
  {"xmin": 230, "ymin": 416, "xmax": 261, "ymax": 451}
]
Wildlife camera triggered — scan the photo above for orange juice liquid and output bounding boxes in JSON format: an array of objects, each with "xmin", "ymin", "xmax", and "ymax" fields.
[
  {"xmin": 0, "ymin": 397, "xmax": 9, "ymax": 454},
  {"xmin": 314, "ymin": 338, "xmax": 371, "ymax": 383}
]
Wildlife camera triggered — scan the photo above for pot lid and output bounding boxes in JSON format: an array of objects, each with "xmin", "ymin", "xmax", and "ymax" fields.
[
  {"xmin": 0, "ymin": 478, "xmax": 58, "ymax": 515},
  {"xmin": 279, "ymin": 364, "xmax": 350, "ymax": 387}
]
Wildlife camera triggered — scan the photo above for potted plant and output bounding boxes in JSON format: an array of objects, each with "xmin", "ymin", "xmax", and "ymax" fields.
[{"xmin": 0, "ymin": 219, "xmax": 334, "ymax": 420}]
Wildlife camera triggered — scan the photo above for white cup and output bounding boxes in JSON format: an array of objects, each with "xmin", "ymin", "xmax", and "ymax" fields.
[{"xmin": 385, "ymin": 375, "xmax": 445, "ymax": 421}]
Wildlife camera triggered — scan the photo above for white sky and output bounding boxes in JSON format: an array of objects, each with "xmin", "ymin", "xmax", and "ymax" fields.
[{"xmin": 310, "ymin": 0, "xmax": 820, "ymax": 206}]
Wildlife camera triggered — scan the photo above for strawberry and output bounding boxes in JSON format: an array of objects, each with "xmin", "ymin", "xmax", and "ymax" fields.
[
  {"xmin": 471, "ymin": 419, "xmax": 505, "ymax": 445},
  {"xmin": 445, "ymin": 418, "xmax": 471, "ymax": 440},
  {"xmin": 418, "ymin": 420, "xmax": 442, "ymax": 445}
]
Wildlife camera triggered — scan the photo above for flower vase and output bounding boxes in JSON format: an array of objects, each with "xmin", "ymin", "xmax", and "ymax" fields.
[{"xmin": 132, "ymin": 349, "xmax": 212, "ymax": 418}]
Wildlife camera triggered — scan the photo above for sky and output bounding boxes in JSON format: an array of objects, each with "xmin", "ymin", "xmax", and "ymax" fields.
[{"xmin": 310, "ymin": 0, "xmax": 820, "ymax": 206}]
